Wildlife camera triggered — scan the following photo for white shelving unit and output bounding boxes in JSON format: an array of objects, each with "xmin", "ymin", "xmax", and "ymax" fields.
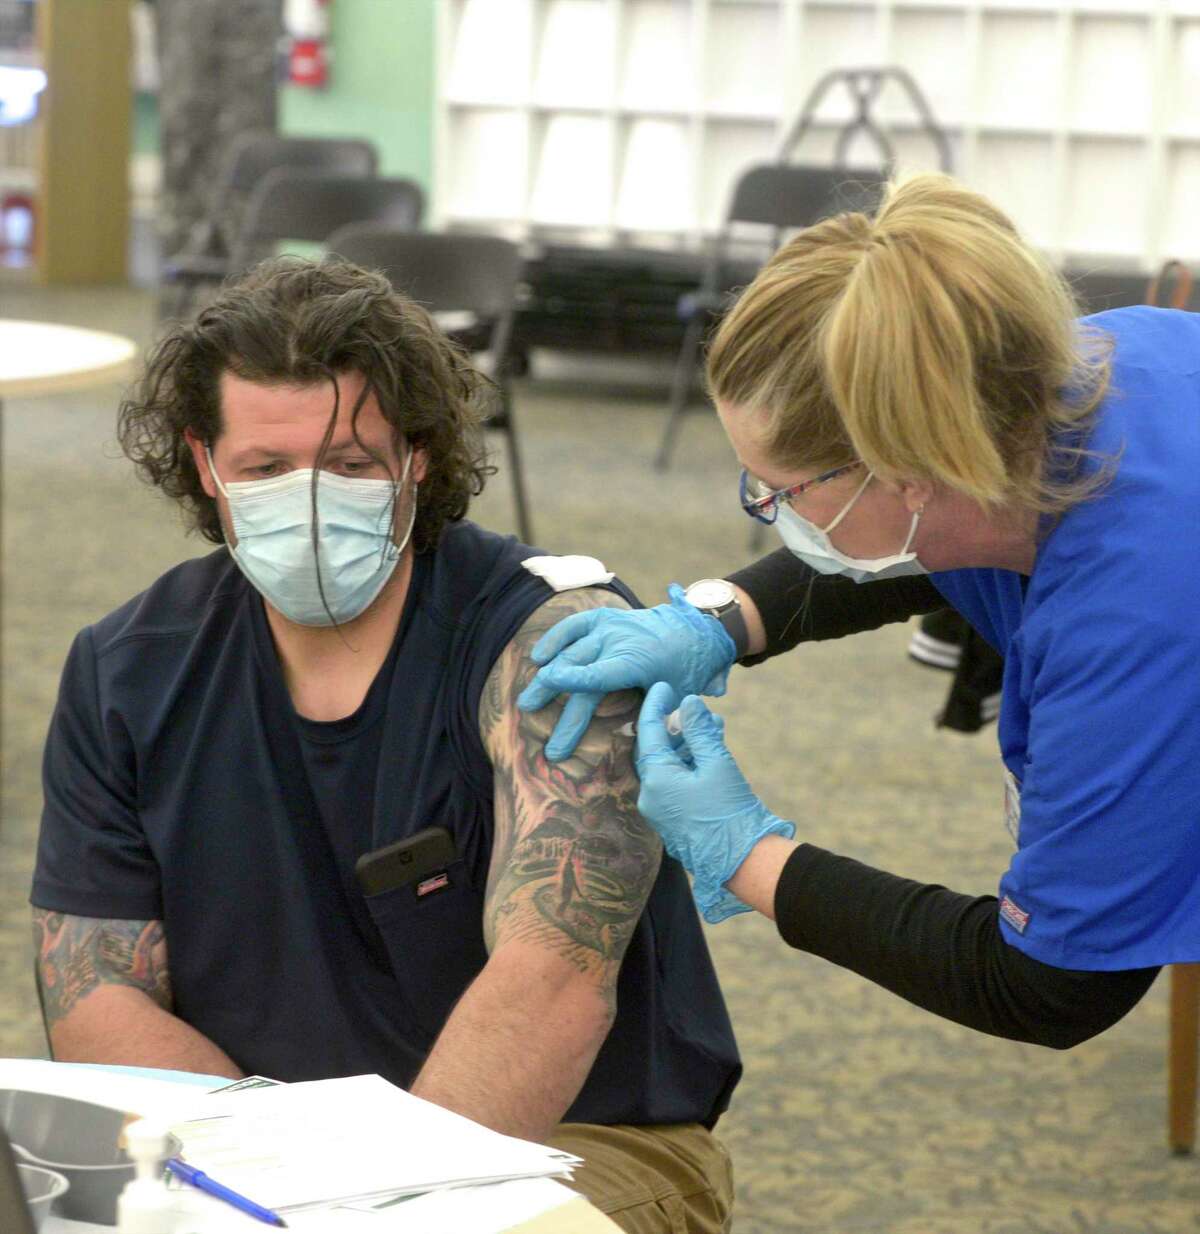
[{"xmin": 435, "ymin": 0, "xmax": 1200, "ymax": 269}]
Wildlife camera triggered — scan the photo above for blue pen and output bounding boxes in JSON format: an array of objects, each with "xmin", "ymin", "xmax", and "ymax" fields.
[{"xmin": 166, "ymin": 1157, "xmax": 288, "ymax": 1228}]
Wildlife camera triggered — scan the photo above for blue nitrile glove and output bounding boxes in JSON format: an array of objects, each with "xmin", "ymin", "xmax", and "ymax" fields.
[
  {"xmin": 517, "ymin": 583, "xmax": 737, "ymax": 762},
  {"xmin": 635, "ymin": 683, "xmax": 795, "ymax": 924}
]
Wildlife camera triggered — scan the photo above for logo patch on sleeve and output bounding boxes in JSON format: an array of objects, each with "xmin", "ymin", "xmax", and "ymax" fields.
[{"xmin": 999, "ymin": 895, "xmax": 1031, "ymax": 934}]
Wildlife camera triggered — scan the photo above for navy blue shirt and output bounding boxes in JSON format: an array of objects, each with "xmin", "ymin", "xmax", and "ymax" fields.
[{"xmin": 33, "ymin": 521, "xmax": 741, "ymax": 1127}]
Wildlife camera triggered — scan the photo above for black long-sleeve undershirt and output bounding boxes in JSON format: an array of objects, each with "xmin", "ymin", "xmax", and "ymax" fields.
[
  {"xmin": 728, "ymin": 547, "xmax": 946, "ymax": 660},
  {"xmin": 724, "ymin": 550, "xmax": 1160, "ymax": 1047},
  {"xmin": 775, "ymin": 845, "xmax": 1158, "ymax": 1048}
]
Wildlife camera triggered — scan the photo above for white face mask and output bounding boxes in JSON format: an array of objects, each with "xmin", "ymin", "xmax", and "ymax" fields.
[
  {"xmin": 207, "ymin": 447, "xmax": 416, "ymax": 625},
  {"xmin": 774, "ymin": 471, "xmax": 928, "ymax": 583}
]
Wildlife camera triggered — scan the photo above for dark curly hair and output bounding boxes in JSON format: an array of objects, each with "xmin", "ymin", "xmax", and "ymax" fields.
[{"xmin": 118, "ymin": 255, "xmax": 494, "ymax": 553}]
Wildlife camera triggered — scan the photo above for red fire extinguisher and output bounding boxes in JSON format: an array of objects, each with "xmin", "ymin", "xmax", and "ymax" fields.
[{"xmin": 284, "ymin": 0, "xmax": 331, "ymax": 89}]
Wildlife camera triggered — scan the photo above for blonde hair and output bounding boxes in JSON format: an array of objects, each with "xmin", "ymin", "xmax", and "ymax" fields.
[{"xmin": 706, "ymin": 173, "xmax": 1112, "ymax": 514}]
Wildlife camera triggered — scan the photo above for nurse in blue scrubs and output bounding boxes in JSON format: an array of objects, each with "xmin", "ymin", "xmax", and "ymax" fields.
[{"xmin": 518, "ymin": 173, "xmax": 1200, "ymax": 1050}]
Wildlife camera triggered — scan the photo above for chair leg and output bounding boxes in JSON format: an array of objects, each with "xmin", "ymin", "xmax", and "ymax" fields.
[
  {"xmin": 1168, "ymin": 963, "xmax": 1200, "ymax": 1154},
  {"xmin": 499, "ymin": 382, "xmax": 534, "ymax": 545},
  {"xmin": 654, "ymin": 316, "xmax": 706, "ymax": 472}
]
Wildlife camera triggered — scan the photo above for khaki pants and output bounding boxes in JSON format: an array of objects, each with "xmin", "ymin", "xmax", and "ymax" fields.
[{"xmin": 548, "ymin": 1122, "xmax": 734, "ymax": 1234}]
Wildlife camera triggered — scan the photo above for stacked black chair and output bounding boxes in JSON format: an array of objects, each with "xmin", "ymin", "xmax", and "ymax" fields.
[
  {"xmin": 655, "ymin": 163, "xmax": 886, "ymax": 470},
  {"xmin": 161, "ymin": 132, "xmax": 378, "ymax": 317},
  {"xmin": 327, "ymin": 225, "xmax": 534, "ymax": 544},
  {"xmin": 1066, "ymin": 269, "xmax": 1155, "ymax": 313},
  {"xmin": 229, "ymin": 171, "xmax": 424, "ymax": 273},
  {"xmin": 655, "ymin": 65, "xmax": 953, "ymax": 470}
]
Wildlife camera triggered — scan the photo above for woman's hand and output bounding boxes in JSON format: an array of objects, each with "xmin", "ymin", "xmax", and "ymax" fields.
[
  {"xmin": 517, "ymin": 584, "xmax": 737, "ymax": 761},
  {"xmin": 635, "ymin": 683, "xmax": 795, "ymax": 923}
]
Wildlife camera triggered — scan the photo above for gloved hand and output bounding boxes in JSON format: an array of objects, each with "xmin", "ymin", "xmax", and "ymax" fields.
[
  {"xmin": 635, "ymin": 683, "xmax": 795, "ymax": 924},
  {"xmin": 517, "ymin": 584, "xmax": 737, "ymax": 762}
]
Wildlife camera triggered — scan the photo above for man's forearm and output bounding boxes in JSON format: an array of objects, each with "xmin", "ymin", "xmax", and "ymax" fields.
[
  {"xmin": 411, "ymin": 949, "xmax": 613, "ymax": 1142},
  {"xmin": 34, "ymin": 910, "xmax": 243, "ymax": 1078},
  {"xmin": 50, "ymin": 985, "xmax": 243, "ymax": 1079}
]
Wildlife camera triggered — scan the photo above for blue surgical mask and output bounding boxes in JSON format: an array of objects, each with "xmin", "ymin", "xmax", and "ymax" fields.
[
  {"xmin": 774, "ymin": 471, "xmax": 927, "ymax": 583},
  {"xmin": 207, "ymin": 447, "xmax": 416, "ymax": 626}
]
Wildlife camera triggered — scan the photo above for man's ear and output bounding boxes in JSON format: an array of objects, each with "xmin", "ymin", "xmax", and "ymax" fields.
[
  {"xmin": 184, "ymin": 428, "xmax": 217, "ymax": 500},
  {"xmin": 411, "ymin": 443, "xmax": 429, "ymax": 486}
]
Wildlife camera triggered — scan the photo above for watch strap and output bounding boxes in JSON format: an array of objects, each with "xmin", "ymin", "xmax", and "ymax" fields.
[{"xmin": 711, "ymin": 601, "xmax": 750, "ymax": 659}]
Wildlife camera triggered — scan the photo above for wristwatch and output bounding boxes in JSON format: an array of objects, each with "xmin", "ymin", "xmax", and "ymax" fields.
[{"xmin": 683, "ymin": 578, "xmax": 749, "ymax": 658}]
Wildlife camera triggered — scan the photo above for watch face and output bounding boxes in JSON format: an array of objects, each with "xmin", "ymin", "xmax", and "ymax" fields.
[{"xmin": 686, "ymin": 579, "xmax": 735, "ymax": 611}]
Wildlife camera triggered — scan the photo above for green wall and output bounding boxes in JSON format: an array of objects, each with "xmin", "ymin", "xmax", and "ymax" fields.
[
  {"xmin": 279, "ymin": 0, "xmax": 436, "ymax": 195},
  {"xmin": 133, "ymin": 90, "xmax": 160, "ymax": 155}
]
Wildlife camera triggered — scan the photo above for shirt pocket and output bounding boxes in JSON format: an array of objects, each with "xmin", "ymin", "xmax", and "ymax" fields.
[{"xmin": 362, "ymin": 858, "xmax": 490, "ymax": 1044}]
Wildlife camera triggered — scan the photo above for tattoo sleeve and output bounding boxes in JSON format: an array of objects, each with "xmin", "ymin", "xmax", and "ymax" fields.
[
  {"xmin": 31, "ymin": 909, "xmax": 172, "ymax": 1029},
  {"xmin": 480, "ymin": 590, "xmax": 662, "ymax": 1008}
]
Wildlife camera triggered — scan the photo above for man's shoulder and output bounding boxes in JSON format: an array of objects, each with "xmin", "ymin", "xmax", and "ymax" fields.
[
  {"xmin": 494, "ymin": 562, "xmax": 639, "ymax": 671},
  {"xmin": 88, "ymin": 548, "xmax": 245, "ymax": 660},
  {"xmin": 430, "ymin": 525, "xmax": 637, "ymax": 781},
  {"xmin": 430, "ymin": 519, "xmax": 638, "ymax": 639},
  {"xmin": 508, "ymin": 582, "xmax": 633, "ymax": 639}
]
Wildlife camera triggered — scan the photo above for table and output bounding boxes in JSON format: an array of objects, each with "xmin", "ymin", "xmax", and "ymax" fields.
[
  {"xmin": 0, "ymin": 320, "xmax": 138, "ymax": 401},
  {"xmin": 46, "ymin": 1183, "xmax": 619, "ymax": 1233},
  {"xmin": 0, "ymin": 1061, "xmax": 616, "ymax": 1234},
  {"xmin": 0, "ymin": 318, "xmax": 138, "ymax": 770}
]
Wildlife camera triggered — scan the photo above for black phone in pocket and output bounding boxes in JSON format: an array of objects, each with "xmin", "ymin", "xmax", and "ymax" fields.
[{"xmin": 355, "ymin": 826, "xmax": 458, "ymax": 897}]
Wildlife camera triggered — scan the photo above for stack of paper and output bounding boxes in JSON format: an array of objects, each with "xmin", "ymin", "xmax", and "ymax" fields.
[
  {"xmin": 170, "ymin": 1074, "xmax": 581, "ymax": 1214},
  {"xmin": 283, "ymin": 1179, "xmax": 620, "ymax": 1234}
]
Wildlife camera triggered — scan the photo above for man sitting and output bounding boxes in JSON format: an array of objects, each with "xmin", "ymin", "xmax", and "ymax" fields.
[{"xmin": 30, "ymin": 257, "xmax": 739, "ymax": 1232}]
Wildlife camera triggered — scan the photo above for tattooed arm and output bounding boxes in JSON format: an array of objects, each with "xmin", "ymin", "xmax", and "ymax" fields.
[
  {"xmin": 410, "ymin": 589, "xmax": 660, "ymax": 1141},
  {"xmin": 31, "ymin": 909, "xmax": 243, "ymax": 1077}
]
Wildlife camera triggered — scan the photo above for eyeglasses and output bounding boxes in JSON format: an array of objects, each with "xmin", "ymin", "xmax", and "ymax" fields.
[{"xmin": 739, "ymin": 462, "xmax": 862, "ymax": 524}]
